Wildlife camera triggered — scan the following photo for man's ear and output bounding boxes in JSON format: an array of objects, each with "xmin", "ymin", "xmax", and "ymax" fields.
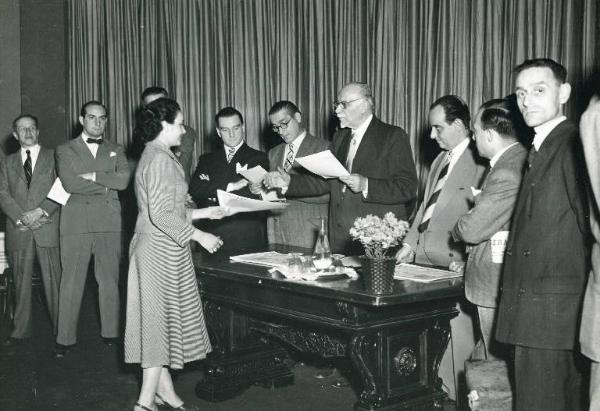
[
  {"xmin": 12, "ymin": 131, "xmax": 18, "ymax": 141},
  {"xmin": 559, "ymin": 82, "xmax": 572, "ymax": 105},
  {"xmin": 216, "ymin": 128, "xmax": 222, "ymax": 139},
  {"xmin": 294, "ymin": 112, "xmax": 302, "ymax": 123},
  {"xmin": 79, "ymin": 116, "xmax": 84, "ymax": 126}
]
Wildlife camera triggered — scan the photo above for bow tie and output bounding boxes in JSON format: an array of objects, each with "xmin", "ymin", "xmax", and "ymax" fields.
[{"xmin": 86, "ymin": 138, "xmax": 103, "ymax": 144}]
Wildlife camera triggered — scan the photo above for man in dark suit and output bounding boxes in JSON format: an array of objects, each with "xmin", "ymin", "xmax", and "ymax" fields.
[
  {"xmin": 495, "ymin": 58, "xmax": 590, "ymax": 411},
  {"xmin": 141, "ymin": 87, "xmax": 198, "ymax": 182},
  {"xmin": 451, "ymin": 101, "xmax": 527, "ymax": 360},
  {"xmin": 0, "ymin": 114, "xmax": 61, "ymax": 345},
  {"xmin": 55, "ymin": 101, "xmax": 131, "ymax": 356},
  {"xmin": 395, "ymin": 95, "xmax": 486, "ymax": 400},
  {"xmin": 264, "ymin": 82, "xmax": 417, "ymax": 254},
  {"xmin": 189, "ymin": 107, "xmax": 268, "ymax": 252},
  {"xmin": 251, "ymin": 100, "xmax": 329, "ymax": 248}
]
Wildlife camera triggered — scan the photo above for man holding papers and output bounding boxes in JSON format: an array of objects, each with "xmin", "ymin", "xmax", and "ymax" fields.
[
  {"xmin": 256, "ymin": 100, "xmax": 330, "ymax": 248},
  {"xmin": 264, "ymin": 82, "xmax": 417, "ymax": 254},
  {"xmin": 189, "ymin": 107, "xmax": 268, "ymax": 252},
  {"xmin": 0, "ymin": 114, "xmax": 61, "ymax": 345}
]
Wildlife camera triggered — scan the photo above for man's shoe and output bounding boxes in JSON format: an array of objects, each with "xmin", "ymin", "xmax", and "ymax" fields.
[
  {"xmin": 102, "ymin": 337, "xmax": 120, "ymax": 347},
  {"xmin": 54, "ymin": 344, "xmax": 72, "ymax": 358}
]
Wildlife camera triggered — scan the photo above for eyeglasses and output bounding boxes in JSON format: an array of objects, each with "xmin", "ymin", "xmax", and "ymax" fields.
[
  {"xmin": 272, "ymin": 118, "xmax": 293, "ymax": 133},
  {"xmin": 332, "ymin": 97, "xmax": 365, "ymax": 111},
  {"xmin": 16, "ymin": 126, "xmax": 38, "ymax": 134}
]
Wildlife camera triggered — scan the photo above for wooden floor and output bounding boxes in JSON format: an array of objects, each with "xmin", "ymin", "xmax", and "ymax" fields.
[{"xmin": 0, "ymin": 275, "xmax": 460, "ymax": 410}]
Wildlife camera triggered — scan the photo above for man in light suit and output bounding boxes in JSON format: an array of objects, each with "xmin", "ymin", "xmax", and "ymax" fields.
[
  {"xmin": 451, "ymin": 101, "xmax": 527, "ymax": 360},
  {"xmin": 55, "ymin": 101, "xmax": 131, "ymax": 356},
  {"xmin": 189, "ymin": 107, "xmax": 268, "ymax": 252},
  {"xmin": 251, "ymin": 100, "xmax": 329, "ymax": 248},
  {"xmin": 496, "ymin": 59, "xmax": 590, "ymax": 411},
  {"xmin": 396, "ymin": 95, "xmax": 486, "ymax": 400},
  {"xmin": 0, "ymin": 114, "xmax": 61, "ymax": 345},
  {"xmin": 580, "ymin": 93, "xmax": 600, "ymax": 410},
  {"xmin": 141, "ymin": 87, "xmax": 198, "ymax": 182},
  {"xmin": 264, "ymin": 82, "xmax": 418, "ymax": 254}
]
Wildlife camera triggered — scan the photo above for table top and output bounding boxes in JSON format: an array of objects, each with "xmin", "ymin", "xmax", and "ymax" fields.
[{"xmin": 193, "ymin": 245, "xmax": 463, "ymax": 307}]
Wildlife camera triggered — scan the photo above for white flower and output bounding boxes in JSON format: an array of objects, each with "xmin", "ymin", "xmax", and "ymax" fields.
[{"xmin": 349, "ymin": 212, "xmax": 409, "ymax": 258}]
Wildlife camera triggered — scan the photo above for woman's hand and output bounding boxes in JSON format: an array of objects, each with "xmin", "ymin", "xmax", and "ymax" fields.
[
  {"xmin": 191, "ymin": 206, "xmax": 232, "ymax": 220},
  {"xmin": 193, "ymin": 230, "xmax": 223, "ymax": 253}
]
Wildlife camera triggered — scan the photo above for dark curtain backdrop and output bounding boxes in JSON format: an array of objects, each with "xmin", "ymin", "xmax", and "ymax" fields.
[{"xmin": 67, "ymin": 0, "xmax": 598, "ymax": 193}]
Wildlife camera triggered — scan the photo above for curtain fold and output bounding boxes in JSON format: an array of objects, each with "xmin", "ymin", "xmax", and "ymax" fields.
[{"xmin": 67, "ymin": 0, "xmax": 598, "ymax": 194}]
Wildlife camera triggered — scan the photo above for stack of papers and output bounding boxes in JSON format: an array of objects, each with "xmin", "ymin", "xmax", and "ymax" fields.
[
  {"xmin": 230, "ymin": 251, "xmax": 291, "ymax": 267},
  {"xmin": 269, "ymin": 265, "xmax": 358, "ymax": 282},
  {"xmin": 295, "ymin": 150, "xmax": 350, "ymax": 178},
  {"xmin": 217, "ymin": 190, "xmax": 288, "ymax": 213},
  {"xmin": 394, "ymin": 263, "xmax": 462, "ymax": 283}
]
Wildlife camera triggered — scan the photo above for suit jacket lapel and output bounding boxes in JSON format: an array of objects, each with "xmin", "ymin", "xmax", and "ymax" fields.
[
  {"xmin": 351, "ymin": 119, "xmax": 379, "ymax": 172},
  {"xmin": 336, "ymin": 129, "xmax": 353, "ymax": 164},
  {"xmin": 30, "ymin": 148, "xmax": 50, "ymax": 185},
  {"xmin": 12, "ymin": 152, "xmax": 27, "ymax": 186},
  {"xmin": 73, "ymin": 136, "xmax": 96, "ymax": 162}
]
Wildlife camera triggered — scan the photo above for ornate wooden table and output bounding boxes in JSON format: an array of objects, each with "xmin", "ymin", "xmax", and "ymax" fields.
[{"xmin": 194, "ymin": 247, "xmax": 462, "ymax": 410}]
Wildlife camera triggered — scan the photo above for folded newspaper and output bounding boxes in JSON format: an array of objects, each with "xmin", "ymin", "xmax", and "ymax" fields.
[{"xmin": 394, "ymin": 263, "xmax": 462, "ymax": 283}]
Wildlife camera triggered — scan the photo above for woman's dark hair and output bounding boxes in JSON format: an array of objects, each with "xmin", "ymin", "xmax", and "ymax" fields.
[{"xmin": 134, "ymin": 98, "xmax": 181, "ymax": 143}]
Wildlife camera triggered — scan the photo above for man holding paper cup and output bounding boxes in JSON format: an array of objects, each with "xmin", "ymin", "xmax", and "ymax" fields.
[
  {"xmin": 264, "ymin": 82, "xmax": 418, "ymax": 254},
  {"xmin": 451, "ymin": 100, "xmax": 527, "ymax": 361},
  {"xmin": 189, "ymin": 107, "xmax": 268, "ymax": 252},
  {"xmin": 0, "ymin": 114, "xmax": 61, "ymax": 345}
]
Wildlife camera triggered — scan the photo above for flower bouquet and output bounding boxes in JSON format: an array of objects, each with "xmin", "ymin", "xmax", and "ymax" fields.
[{"xmin": 349, "ymin": 212, "xmax": 409, "ymax": 294}]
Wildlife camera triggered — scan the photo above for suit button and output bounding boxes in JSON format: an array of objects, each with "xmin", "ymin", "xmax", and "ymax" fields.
[
  {"xmin": 506, "ymin": 249, "xmax": 512, "ymax": 256},
  {"xmin": 449, "ymin": 253, "xmax": 454, "ymax": 257},
  {"xmin": 523, "ymin": 249, "xmax": 531, "ymax": 256}
]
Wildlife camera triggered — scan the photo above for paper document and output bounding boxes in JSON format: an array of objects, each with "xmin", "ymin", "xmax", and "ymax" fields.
[
  {"xmin": 47, "ymin": 178, "xmax": 71, "ymax": 205},
  {"xmin": 394, "ymin": 263, "xmax": 462, "ymax": 283},
  {"xmin": 217, "ymin": 189, "xmax": 288, "ymax": 213},
  {"xmin": 230, "ymin": 251, "xmax": 291, "ymax": 267},
  {"xmin": 238, "ymin": 165, "xmax": 267, "ymax": 184},
  {"xmin": 295, "ymin": 150, "xmax": 350, "ymax": 179}
]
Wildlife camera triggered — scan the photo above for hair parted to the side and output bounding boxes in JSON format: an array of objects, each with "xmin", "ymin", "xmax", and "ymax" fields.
[
  {"xmin": 12, "ymin": 114, "xmax": 39, "ymax": 130},
  {"xmin": 514, "ymin": 58, "xmax": 567, "ymax": 83},
  {"xmin": 141, "ymin": 86, "xmax": 169, "ymax": 102},
  {"xmin": 268, "ymin": 101, "xmax": 300, "ymax": 117},
  {"xmin": 133, "ymin": 98, "xmax": 181, "ymax": 143},
  {"xmin": 479, "ymin": 107, "xmax": 516, "ymax": 139},
  {"xmin": 430, "ymin": 95, "xmax": 471, "ymax": 130},
  {"xmin": 215, "ymin": 107, "xmax": 244, "ymax": 125}
]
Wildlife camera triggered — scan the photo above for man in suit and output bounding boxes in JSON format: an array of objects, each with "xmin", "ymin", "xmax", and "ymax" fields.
[
  {"xmin": 251, "ymin": 100, "xmax": 329, "ymax": 248},
  {"xmin": 189, "ymin": 107, "xmax": 268, "ymax": 252},
  {"xmin": 396, "ymin": 95, "xmax": 486, "ymax": 400},
  {"xmin": 264, "ymin": 82, "xmax": 418, "ymax": 254},
  {"xmin": 55, "ymin": 101, "xmax": 131, "ymax": 356},
  {"xmin": 451, "ymin": 101, "xmax": 527, "ymax": 360},
  {"xmin": 495, "ymin": 58, "xmax": 590, "ymax": 411},
  {"xmin": 580, "ymin": 93, "xmax": 600, "ymax": 410},
  {"xmin": 0, "ymin": 114, "xmax": 61, "ymax": 345},
  {"xmin": 141, "ymin": 87, "xmax": 198, "ymax": 182}
]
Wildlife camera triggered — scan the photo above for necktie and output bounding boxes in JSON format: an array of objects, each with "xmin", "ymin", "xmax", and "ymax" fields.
[
  {"xmin": 345, "ymin": 131, "xmax": 358, "ymax": 171},
  {"xmin": 418, "ymin": 151, "xmax": 452, "ymax": 233},
  {"xmin": 226, "ymin": 147, "xmax": 236, "ymax": 163},
  {"xmin": 86, "ymin": 138, "xmax": 103, "ymax": 144},
  {"xmin": 24, "ymin": 150, "xmax": 32, "ymax": 188},
  {"xmin": 284, "ymin": 143, "xmax": 295, "ymax": 171}
]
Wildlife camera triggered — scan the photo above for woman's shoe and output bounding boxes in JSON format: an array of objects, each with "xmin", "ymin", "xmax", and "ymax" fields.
[
  {"xmin": 134, "ymin": 402, "xmax": 155, "ymax": 411},
  {"xmin": 155, "ymin": 393, "xmax": 199, "ymax": 411}
]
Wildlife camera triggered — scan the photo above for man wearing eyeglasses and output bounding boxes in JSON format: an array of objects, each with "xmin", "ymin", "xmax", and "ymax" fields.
[
  {"xmin": 265, "ymin": 82, "xmax": 418, "ymax": 254},
  {"xmin": 54, "ymin": 101, "xmax": 131, "ymax": 357},
  {"xmin": 253, "ymin": 100, "xmax": 330, "ymax": 248},
  {"xmin": 189, "ymin": 107, "xmax": 268, "ymax": 252},
  {"xmin": 0, "ymin": 114, "xmax": 61, "ymax": 347}
]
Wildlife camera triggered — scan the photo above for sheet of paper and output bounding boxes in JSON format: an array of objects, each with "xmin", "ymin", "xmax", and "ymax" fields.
[
  {"xmin": 393, "ymin": 263, "xmax": 462, "ymax": 283},
  {"xmin": 295, "ymin": 150, "xmax": 350, "ymax": 179},
  {"xmin": 238, "ymin": 165, "xmax": 268, "ymax": 184},
  {"xmin": 217, "ymin": 189, "xmax": 288, "ymax": 213},
  {"xmin": 260, "ymin": 190, "xmax": 281, "ymax": 202},
  {"xmin": 47, "ymin": 177, "xmax": 71, "ymax": 205},
  {"xmin": 230, "ymin": 251, "xmax": 291, "ymax": 267},
  {"xmin": 490, "ymin": 231, "xmax": 509, "ymax": 263}
]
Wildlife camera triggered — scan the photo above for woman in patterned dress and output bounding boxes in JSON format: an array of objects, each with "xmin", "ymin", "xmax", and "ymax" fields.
[{"xmin": 125, "ymin": 98, "xmax": 228, "ymax": 411}]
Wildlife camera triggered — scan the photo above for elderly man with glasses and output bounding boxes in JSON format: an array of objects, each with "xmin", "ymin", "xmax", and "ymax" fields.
[{"xmin": 265, "ymin": 82, "xmax": 417, "ymax": 254}]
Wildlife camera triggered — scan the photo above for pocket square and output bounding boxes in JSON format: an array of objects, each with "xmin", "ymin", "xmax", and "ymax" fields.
[
  {"xmin": 110, "ymin": 151, "xmax": 117, "ymax": 157},
  {"xmin": 471, "ymin": 186, "xmax": 482, "ymax": 197},
  {"xmin": 236, "ymin": 162, "xmax": 248, "ymax": 173}
]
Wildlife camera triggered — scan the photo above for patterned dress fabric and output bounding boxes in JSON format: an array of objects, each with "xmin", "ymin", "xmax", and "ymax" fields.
[{"xmin": 124, "ymin": 140, "xmax": 211, "ymax": 369}]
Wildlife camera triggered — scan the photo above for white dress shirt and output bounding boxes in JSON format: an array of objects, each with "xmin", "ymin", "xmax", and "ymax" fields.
[
  {"xmin": 532, "ymin": 116, "xmax": 567, "ymax": 151},
  {"xmin": 20, "ymin": 144, "xmax": 41, "ymax": 171}
]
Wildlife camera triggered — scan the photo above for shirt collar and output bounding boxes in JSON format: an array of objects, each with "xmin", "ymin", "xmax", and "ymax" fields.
[
  {"xmin": 224, "ymin": 140, "xmax": 244, "ymax": 156},
  {"xmin": 288, "ymin": 130, "xmax": 307, "ymax": 149},
  {"xmin": 352, "ymin": 114, "xmax": 373, "ymax": 138},
  {"xmin": 532, "ymin": 116, "xmax": 566, "ymax": 151},
  {"xmin": 490, "ymin": 141, "xmax": 519, "ymax": 168},
  {"xmin": 21, "ymin": 144, "xmax": 40, "ymax": 156},
  {"xmin": 448, "ymin": 137, "xmax": 470, "ymax": 160}
]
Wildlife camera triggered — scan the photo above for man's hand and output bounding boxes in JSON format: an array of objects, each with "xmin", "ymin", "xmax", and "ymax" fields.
[
  {"xmin": 449, "ymin": 261, "xmax": 465, "ymax": 273},
  {"xmin": 339, "ymin": 174, "xmax": 367, "ymax": 193},
  {"xmin": 20, "ymin": 208, "xmax": 45, "ymax": 226},
  {"xmin": 395, "ymin": 244, "xmax": 415, "ymax": 264},
  {"xmin": 184, "ymin": 193, "xmax": 197, "ymax": 209},
  {"xmin": 227, "ymin": 179, "xmax": 248, "ymax": 192},
  {"xmin": 78, "ymin": 172, "xmax": 96, "ymax": 181},
  {"xmin": 248, "ymin": 181, "xmax": 264, "ymax": 195},
  {"xmin": 264, "ymin": 167, "xmax": 290, "ymax": 189}
]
